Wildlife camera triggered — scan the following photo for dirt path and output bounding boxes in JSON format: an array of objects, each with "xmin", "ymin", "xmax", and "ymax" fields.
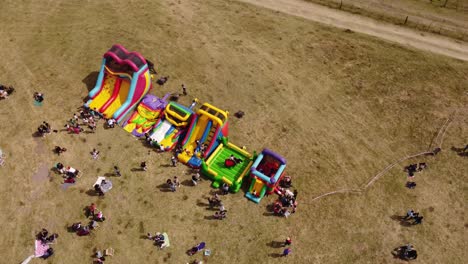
[{"xmin": 237, "ymin": 0, "xmax": 468, "ymax": 61}]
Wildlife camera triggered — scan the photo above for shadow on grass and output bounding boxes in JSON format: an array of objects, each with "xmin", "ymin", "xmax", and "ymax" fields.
[
  {"xmin": 85, "ymin": 189, "xmax": 99, "ymax": 196},
  {"xmin": 390, "ymin": 215, "xmax": 413, "ymax": 227},
  {"xmin": 451, "ymin": 146, "xmax": 468, "ymax": 157},
  {"xmin": 157, "ymin": 183, "xmax": 173, "ymax": 192},
  {"xmin": 181, "ymin": 179, "xmax": 193, "ymax": 187},
  {"xmin": 266, "ymin": 241, "xmax": 284, "ymax": 248},
  {"xmin": 159, "ymin": 164, "xmax": 173, "ymax": 168},
  {"xmin": 32, "ymin": 131, "xmax": 43, "ymax": 138},
  {"xmin": 82, "ymin": 71, "xmax": 98, "ymax": 90},
  {"xmin": 268, "ymin": 253, "xmax": 283, "ymax": 258}
]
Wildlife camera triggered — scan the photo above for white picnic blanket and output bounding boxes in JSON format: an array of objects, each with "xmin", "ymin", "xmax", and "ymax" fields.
[
  {"xmin": 161, "ymin": 232, "xmax": 170, "ymax": 248},
  {"xmin": 94, "ymin": 176, "xmax": 106, "ymax": 187},
  {"xmin": 94, "ymin": 176, "xmax": 112, "ymax": 193}
]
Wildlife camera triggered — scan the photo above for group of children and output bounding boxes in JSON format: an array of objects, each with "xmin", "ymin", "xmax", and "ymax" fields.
[
  {"xmin": 55, "ymin": 162, "xmax": 80, "ymax": 184},
  {"xmin": 146, "ymin": 232, "xmax": 168, "ymax": 249},
  {"xmin": 37, "ymin": 121, "xmax": 53, "ymax": 137},
  {"xmin": 71, "ymin": 203, "xmax": 106, "ymax": 236},
  {"xmin": 273, "ymin": 188, "xmax": 298, "ymax": 218}
]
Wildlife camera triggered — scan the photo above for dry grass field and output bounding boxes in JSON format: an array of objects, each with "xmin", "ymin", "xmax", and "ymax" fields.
[
  {"xmin": 305, "ymin": 0, "xmax": 468, "ymax": 41},
  {"xmin": 0, "ymin": 0, "xmax": 467, "ymax": 263}
]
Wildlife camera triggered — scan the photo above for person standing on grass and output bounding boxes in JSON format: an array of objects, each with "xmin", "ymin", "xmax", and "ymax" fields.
[
  {"xmin": 405, "ymin": 210, "xmax": 415, "ymax": 220},
  {"xmin": 91, "ymin": 149, "xmax": 100, "ymax": 160},
  {"xmin": 141, "ymin": 161, "xmax": 147, "ymax": 171},
  {"xmin": 114, "ymin": 166, "xmax": 121, "ymax": 177},
  {"xmin": 173, "ymin": 176, "xmax": 180, "ymax": 187},
  {"xmin": 284, "ymin": 237, "xmax": 292, "ymax": 246},
  {"xmin": 221, "ymin": 183, "xmax": 229, "ymax": 195},
  {"xmin": 182, "ymin": 84, "xmax": 187, "ymax": 96},
  {"xmin": 171, "ymin": 156, "xmax": 177, "ymax": 167},
  {"xmin": 192, "ymin": 173, "xmax": 200, "ymax": 186}
]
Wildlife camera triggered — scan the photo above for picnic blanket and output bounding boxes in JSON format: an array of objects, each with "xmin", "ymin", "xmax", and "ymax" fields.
[
  {"xmin": 34, "ymin": 239, "xmax": 49, "ymax": 257},
  {"xmin": 20, "ymin": 255, "xmax": 35, "ymax": 264},
  {"xmin": 161, "ymin": 232, "xmax": 170, "ymax": 248},
  {"xmin": 94, "ymin": 176, "xmax": 112, "ymax": 193},
  {"xmin": 101, "ymin": 180, "xmax": 113, "ymax": 193},
  {"xmin": 94, "ymin": 176, "xmax": 105, "ymax": 187}
]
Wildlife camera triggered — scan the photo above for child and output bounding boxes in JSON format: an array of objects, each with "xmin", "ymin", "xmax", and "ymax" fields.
[
  {"xmin": 171, "ymin": 156, "xmax": 177, "ymax": 167},
  {"xmin": 173, "ymin": 176, "xmax": 180, "ymax": 187},
  {"xmin": 140, "ymin": 161, "xmax": 147, "ymax": 171},
  {"xmin": 54, "ymin": 146, "xmax": 67, "ymax": 155},
  {"xmin": 192, "ymin": 173, "xmax": 200, "ymax": 186},
  {"xmin": 114, "ymin": 166, "xmax": 121, "ymax": 177},
  {"xmin": 91, "ymin": 149, "xmax": 100, "ymax": 160}
]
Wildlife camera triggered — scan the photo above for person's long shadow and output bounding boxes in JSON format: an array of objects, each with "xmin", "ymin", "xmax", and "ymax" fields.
[
  {"xmin": 390, "ymin": 215, "xmax": 413, "ymax": 227},
  {"xmin": 451, "ymin": 146, "xmax": 468, "ymax": 157},
  {"xmin": 266, "ymin": 241, "xmax": 284, "ymax": 248},
  {"xmin": 268, "ymin": 253, "xmax": 283, "ymax": 258},
  {"xmin": 157, "ymin": 183, "xmax": 172, "ymax": 192},
  {"xmin": 85, "ymin": 189, "xmax": 100, "ymax": 196}
]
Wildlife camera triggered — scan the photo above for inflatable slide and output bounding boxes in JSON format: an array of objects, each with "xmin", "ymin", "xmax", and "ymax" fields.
[
  {"xmin": 149, "ymin": 101, "xmax": 196, "ymax": 151},
  {"xmin": 123, "ymin": 94, "xmax": 169, "ymax": 137},
  {"xmin": 177, "ymin": 103, "xmax": 228, "ymax": 168},
  {"xmin": 85, "ymin": 44, "xmax": 152, "ymax": 122}
]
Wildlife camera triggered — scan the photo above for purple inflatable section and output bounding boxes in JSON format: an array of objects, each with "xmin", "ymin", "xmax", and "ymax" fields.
[
  {"xmin": 262, "ymin": 148, "xmax": 287, "ymax": 164},
  {"xmin": 140, "ymin": 93, "xmax": 169, "ymax": 110}
]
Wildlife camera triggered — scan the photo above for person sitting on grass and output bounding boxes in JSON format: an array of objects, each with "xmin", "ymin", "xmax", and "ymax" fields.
[
  {"xmin": 88, "ymin": 203, "xmax": 97, "ymax": 218},
  {"xmin": 46, "ymin": 233, "xmax": 59, "ymax": 244},
  {"xmin": 0, "ymin": 89, "xmax": 8, "ymax": 99},
  {"xmin": 95, "ymin": 211, "xmax": 105, "ymax": 222},
  {"xmin": 94, "ymin": 184, "xmax": 104, "ymax": 196},
  {"xmin": 208, "ymin": 194, "xmax": 221, "ymax": 208},
  {"xmin": 34, "ymin": 92, "xmax": 44, "ymax": 102},
  {"xmin": 280, "ymin": 175, "xmax": 292, "ymax": 188},
  {"xmin": 213, "ymin": 210, "xmax": 227, "ymax": 220},
  {"xmin": 55, "ymin": 163, "xmax": 65, "ymax": 174},
  {"xmin": 156, "ymin": 76, "xmax": 169, "ymax": 86}
]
